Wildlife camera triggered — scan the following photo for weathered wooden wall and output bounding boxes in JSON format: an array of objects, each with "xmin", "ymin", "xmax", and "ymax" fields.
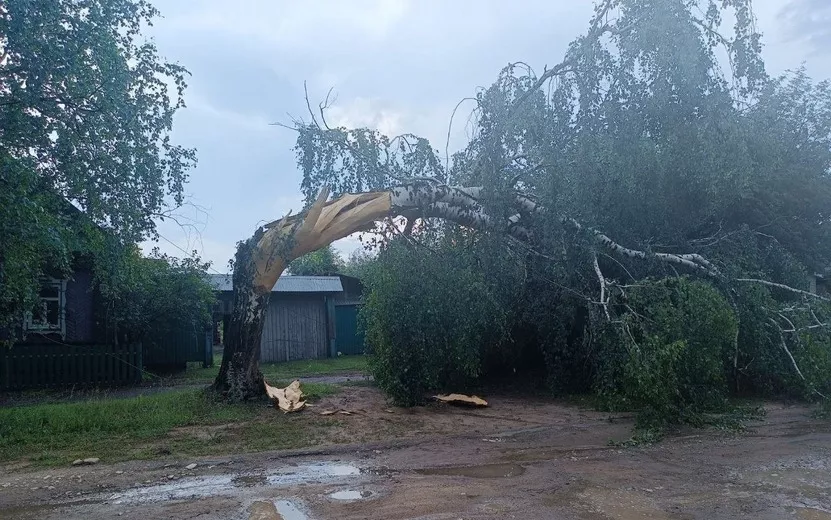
[{"xmin": 260, "ymin": 294, "xmax": 330, "ymax": 363}]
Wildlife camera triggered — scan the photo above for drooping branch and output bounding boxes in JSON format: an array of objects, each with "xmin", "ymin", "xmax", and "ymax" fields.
[
  {"xmin": 769, "ymin": 317, "xmax": 829, "ymax": 400},
  {"xmin": 593, "ymin": 255, "xmax": 611, "ymax": 321},
  {"xmin": 561, "ymin": 217, "xmax": 721, "ymax": 276},
  {"xmin": 736, "ymin": 278, "xmax": 830, "ymax": 303}
]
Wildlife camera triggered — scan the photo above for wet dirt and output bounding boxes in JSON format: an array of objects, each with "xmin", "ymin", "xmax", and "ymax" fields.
[
  {"xmin": 1, "ymin": 389, "xmax": 829, "ymax": 519},
  {"xmin": 416, "ymin": 462, "xmax": 526, "ymax": 478}
]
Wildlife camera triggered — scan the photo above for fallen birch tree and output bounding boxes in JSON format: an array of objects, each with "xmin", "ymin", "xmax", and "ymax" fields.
[
  {"xmin": 213, "ymin": 0, "xmax": 831, "ymax": 409},
  {"xmin": 211, "ymin": 179, "xmax": 811, "ymax": 400}
]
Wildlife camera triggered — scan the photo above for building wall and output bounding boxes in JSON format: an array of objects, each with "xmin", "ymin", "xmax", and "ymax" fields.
[
  {"xmin": 260, "ymin": 293, "xmax": 330, "ymax": 363},
  {"xmin": 333, "ymin": 275, "xmax": 364, "ymax": 305}
]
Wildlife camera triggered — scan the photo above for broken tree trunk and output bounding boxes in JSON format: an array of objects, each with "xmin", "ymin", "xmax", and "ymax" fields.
[
  {"xmin": 213, "ymin": 182, "xmax": 720, "ymax": 400},
  {"xmin": 212, "ymin": 188, "xmax": 407, "ymax": 399}
]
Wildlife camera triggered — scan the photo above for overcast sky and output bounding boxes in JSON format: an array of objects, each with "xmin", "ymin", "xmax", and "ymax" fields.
[{"xmin": 140, "ymin": 0, "xmax": 831, "ymax": 273}]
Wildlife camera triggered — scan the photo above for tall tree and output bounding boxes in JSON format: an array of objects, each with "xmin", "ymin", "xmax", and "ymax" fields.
[{"xmin": 0, "ymin": 0, "xmax": 195, "ymax": 330}]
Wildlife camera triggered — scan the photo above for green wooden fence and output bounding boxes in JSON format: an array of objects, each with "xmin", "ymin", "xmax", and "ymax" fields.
[
  {"xmin": 142, "ymin": 324, "xmax": 212, "ymax": 368},
  {"xmin": 0, "ymin": 342, "xmax": 143, "ymax": 390}
]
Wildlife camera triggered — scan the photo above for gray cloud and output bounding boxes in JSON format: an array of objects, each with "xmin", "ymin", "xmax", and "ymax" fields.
[{"xmin": 779, "ymin": 0, "xmax": 831, "ymax": 53}]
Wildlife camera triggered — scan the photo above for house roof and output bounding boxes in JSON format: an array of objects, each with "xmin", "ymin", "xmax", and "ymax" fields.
[{"xmin": 206, "ymin": 274, "xmax": 343, "ymax": 293}]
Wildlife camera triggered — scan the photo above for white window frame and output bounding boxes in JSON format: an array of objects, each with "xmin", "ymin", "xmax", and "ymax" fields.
[{"xmin": 23, "ymin": 277, "xmax": 67, "ymax": 338}]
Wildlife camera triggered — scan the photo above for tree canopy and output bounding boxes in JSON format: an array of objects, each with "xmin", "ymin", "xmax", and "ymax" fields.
[
  {"xmin": 0, "ymin": 0, "xmax": 196, "ymax": 331},
  {"xmin": 287, "ymin": 0, "xmax": 831, "ymax": 424}
]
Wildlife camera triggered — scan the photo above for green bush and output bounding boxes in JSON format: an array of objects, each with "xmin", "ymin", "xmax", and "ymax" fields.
[
  {"xmin": 594, "ymin": 278, "xmax": 738, "ymax": 427},
  {"xmin": 362, "ymin": 241, "xmax": 511, "ymax": 405}
]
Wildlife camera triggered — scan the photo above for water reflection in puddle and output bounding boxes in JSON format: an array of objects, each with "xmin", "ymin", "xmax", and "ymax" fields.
[
  {"xmin": 249, "ymin": 500, "xmax": 308, "ymax": 520},
  {"xmin": 329, "ymin": 490, "xmax": 374, "ymax": 500},
  {"xmin": 274, "ymin": 499, "xmax": 308, "ymax": 520},
  {"xmin": 266, "ymin": 462, "xmax": 360, "ymax": 486},
  {"xmin": 111, "ymin": 475, "xmax": 235, "ymax": 504},
  {"xmin": 109, "ymin": 463, "xmax": 363, "ymax": 505}
]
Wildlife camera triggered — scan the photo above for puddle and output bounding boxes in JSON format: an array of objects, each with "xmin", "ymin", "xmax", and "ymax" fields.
[
  {"xmin": 416, "ymin": 463, "xmax": 526, "ymax": 479},
  {"xmin": 110, "ymin": 475, "xmax": 235, "ymax": 504},
  {"xmin": 108, "ymin": 463, "xmax": 363, "ymax": 505},
  {"xmin": 265, "ymin": 462, "xmax": 360, "ymax": 485},
  {"xmin": 329, "ymin": 490, "xmax": 374, "ymax": 500},
  {"xmin": 275, "ymin": 500, "xmax": 308, "ymax": 520},
  {"xmin": 248, "ymin": 500, "xmax": 308, "ymax": 520}
]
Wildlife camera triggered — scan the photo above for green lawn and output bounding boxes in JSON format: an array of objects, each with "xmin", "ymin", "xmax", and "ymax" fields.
[
  {"xmin": 0, "ymin": 382, "xmax": 339, "ymax": 468},
  {"xmin": 183, "ymin": 354, "xmax": 369, "ymax": 384}
]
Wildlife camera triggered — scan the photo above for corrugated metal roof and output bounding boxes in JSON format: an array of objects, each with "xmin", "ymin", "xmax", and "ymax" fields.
[{"xmin": 206, "ymin": 274, "xmax": 343, "ymax": 293}]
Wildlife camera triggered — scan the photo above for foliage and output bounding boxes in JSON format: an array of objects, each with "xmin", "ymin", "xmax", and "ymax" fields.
[
  {"xmin": 363, "ymin": 239, "xmax": 515, "ymax": 405},
  {"xmin": 288, "ymin": 0, "xmax": 831, "ymax": 425},
  {"xmin": 287, "ymin": 244, "xmax": 345, "ymax": 276},
  {"xmin": 594, "ymin": 278, "xmax": 738, "ymax": 427},
  {"xmin": 95, "ymin": 246, "xmax": 216, "ymax": 344},
  {"xmin": 0, "ymin": 0, "xmax": 194, "ymax": 334},
  {"xmin": 0, "ymin": 153, "xmax": 75, "ymax": 337},
  {"xmin": 341, "ymin": 248, "xmax": 377, "ymax": 280}
]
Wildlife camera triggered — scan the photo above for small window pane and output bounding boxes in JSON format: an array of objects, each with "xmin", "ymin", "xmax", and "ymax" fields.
[
  {"xmin": 39, "ymin": 286, "xmax": 59, "ymax": 299},
  {"xmin": 45, "ymin": 300, "xmax": 60, "ymax": 326}
]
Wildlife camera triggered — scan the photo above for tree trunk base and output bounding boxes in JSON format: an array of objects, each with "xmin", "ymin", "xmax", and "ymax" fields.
[{"xmin": 212, "ymin": 350, "xmax": 266, "ymax": 400}]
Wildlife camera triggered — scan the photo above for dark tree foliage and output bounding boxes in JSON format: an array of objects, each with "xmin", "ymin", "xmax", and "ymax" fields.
[
  {"xmin": 294, "ymin": 0, "xmax": 831, "ymax": 424},
  {"xmin": 0, "ymin": 0, "xmax": 196, "ymax": 333}
]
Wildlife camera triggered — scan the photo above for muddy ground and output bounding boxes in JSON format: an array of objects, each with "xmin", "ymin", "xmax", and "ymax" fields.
[{"xmin": 1, "ymin": 386, "xmax": 829, "ymax": 519}]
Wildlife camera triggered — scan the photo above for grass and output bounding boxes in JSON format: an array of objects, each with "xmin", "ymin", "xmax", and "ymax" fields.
[
  {"xmin": 182, "ymin": 354, "xmax": 369, "ymax": 384},
  {"xmin": 0, "ymin": 382, "xmax": 340, "ymax": 468},
  {"xmin": 814, "ymin": 400, "xmax": 831, "ymax": 420}
]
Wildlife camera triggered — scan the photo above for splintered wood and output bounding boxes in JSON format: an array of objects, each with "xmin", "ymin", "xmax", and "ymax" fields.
[
  {"xmin": 264, "ymin": 379, "xmax": 306, "ymax": 413},
  {"xmin": 434, "ymin": 393, "xmax": 489, "ymax": 407}
]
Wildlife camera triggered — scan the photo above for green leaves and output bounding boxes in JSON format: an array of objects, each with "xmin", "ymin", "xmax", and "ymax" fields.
[
  {"xmin": 362, "ymin": 239, "xmax": 515, "ymax": 405},
  {"xmin": 287, "ymin": 245, "xmax": 345, "ymax": 276},
  {"xmin": 1, "ymin": 0, "xmax": 196, "ymax": 335},
  {"xmin": 95, "ymin": 246, "xmax": 216, "ymax": 343},
  {"xmin": 291, "ymin": 0, "xmax": 831, "ymax": 420},
  {"xmin": 0, "ymin": 0, "xmax": 194, "ymax": 241}
]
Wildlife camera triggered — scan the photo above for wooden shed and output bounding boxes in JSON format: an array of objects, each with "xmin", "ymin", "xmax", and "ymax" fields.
[{"xmin": 208, "ymin": 274, "xmax": 344, "ymax": 362}]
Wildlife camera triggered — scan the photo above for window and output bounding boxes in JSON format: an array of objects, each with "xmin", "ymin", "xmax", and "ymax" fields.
[{"xmin": 24, "ymin": 278, "xmax": 67, "ymax": 337}]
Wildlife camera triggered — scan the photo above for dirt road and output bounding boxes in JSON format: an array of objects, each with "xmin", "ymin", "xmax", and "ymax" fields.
[{"xmin": 1, "ymin": 387, "xmax": 829, "ymax": 519}]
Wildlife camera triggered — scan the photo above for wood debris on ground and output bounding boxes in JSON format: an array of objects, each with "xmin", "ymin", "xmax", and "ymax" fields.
[
  {"xmin": 433, "ymin": 393, "xmax": 489, "ymax": 407},
  {"xmin": 264, "ymin": 379, "xmax": 306, "ymax": 413},
  {"xmin": 319, "ymin": 409, "xmax": 357, "ymax": 416}
]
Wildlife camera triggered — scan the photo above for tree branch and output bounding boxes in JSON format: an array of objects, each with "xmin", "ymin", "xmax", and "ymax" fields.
[
  {"xmin": 593, "ymin": 255, "xmax": 611, "ymax": 321},
  {"xmin": 736, "ymin": 278, "xmax": 830, "ymax": 302}
]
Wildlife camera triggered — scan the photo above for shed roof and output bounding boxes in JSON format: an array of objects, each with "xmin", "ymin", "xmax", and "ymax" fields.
[{"xmin": 206, "ymin": 274, "xmax": 343, "ymax": 293}]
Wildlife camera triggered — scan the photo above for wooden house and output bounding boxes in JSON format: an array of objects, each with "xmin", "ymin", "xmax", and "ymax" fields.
[{"xmin": 0, "ymin": 257, "xmax": 143, "ymax": 390}]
